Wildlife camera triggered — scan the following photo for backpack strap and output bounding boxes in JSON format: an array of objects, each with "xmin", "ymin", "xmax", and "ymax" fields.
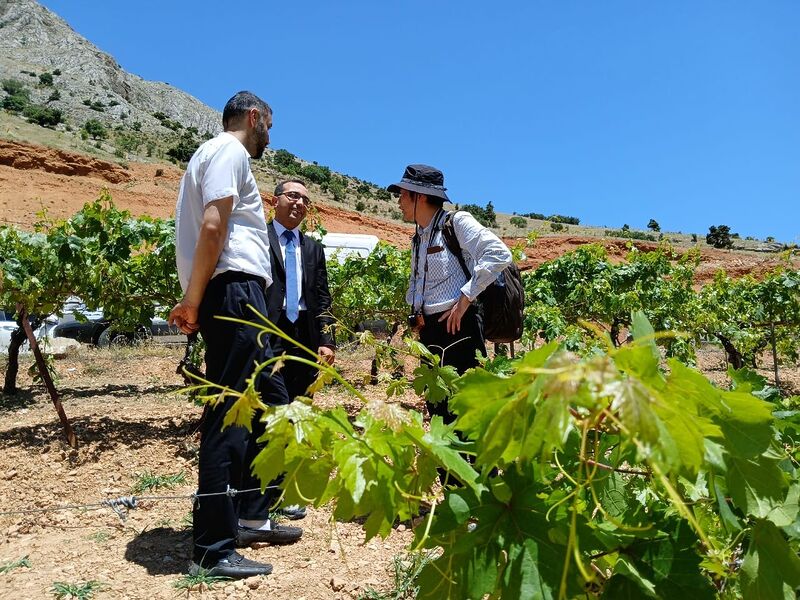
[{"xmin": 441, "ymin": 211, "xmax": 470, "ymax": 280}]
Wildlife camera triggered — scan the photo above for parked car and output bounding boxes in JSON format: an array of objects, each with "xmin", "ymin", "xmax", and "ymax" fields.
[
  {"xmin": 0, "ymin": 309, "xmax": 50, "ymax": 354},
  {"xmin": 0, "ymin": 309, "xmax": 19, "ymax": 353},
  {"xmin": 50, "ymin": 299, "xmax": 182, "ymax": 347}
]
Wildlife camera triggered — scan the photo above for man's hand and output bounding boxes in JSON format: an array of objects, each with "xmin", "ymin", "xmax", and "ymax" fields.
[
  {"xmin": 169, "ymin": 299, "xmax": 200, "ymax": 334},
  {"xmin": 439, "ymin": 294, "xmax": 472, "ymax": 335},
  {"xmin": 318, "ymin": 345, "xmax": 335, "ymax": 366}
]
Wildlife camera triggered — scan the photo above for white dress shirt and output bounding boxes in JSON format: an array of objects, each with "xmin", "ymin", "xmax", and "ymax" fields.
[
  {"xmin": 407, "ymin": 209, "xmax": 512, "ymax": 315},
  {"xmin": 272, "ymin": 220, "xmax": 307, "ymax": 311},
  {"xmin": 175, "ymin": 132, "xmax": 272, "ymax": 292}
]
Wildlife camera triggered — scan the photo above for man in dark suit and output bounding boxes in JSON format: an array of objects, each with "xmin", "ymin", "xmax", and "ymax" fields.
[
  {"xmin": 266, "ymin": 179, "xmax": 335, "ymax": 389},
  {"xmin": 264, "ymin": 179, "xmax": 335, "ymax": 521}
]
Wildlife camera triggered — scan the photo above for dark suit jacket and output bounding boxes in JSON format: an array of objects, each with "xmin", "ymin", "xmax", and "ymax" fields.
[{"xmin": 266, "ymin": 221, "xmax": 335, "ymax": 350}]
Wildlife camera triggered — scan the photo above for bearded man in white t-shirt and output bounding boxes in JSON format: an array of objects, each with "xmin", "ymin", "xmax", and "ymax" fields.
[{"xmin": 170, "ymin": 91, "xmax": 300, "ymax": 579}]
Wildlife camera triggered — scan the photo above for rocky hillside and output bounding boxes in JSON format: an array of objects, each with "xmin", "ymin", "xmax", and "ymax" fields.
[{"xmin": 0, "ymin": 0, "xmax": 220, "ymax": 136}]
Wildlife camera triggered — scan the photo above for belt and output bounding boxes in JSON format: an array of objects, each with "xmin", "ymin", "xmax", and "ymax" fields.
[{"xmin": 210, "ymin": 270, "xmax": 268, "ymax": 291}]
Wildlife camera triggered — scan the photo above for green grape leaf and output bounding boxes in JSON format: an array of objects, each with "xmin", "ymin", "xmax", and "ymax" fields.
[
  {"xmin": 604, "ymin": 521, "xmax": 715, "ymax": 600},
  {"xmin": 715, "ymin": 391, "xmax": 774, "ymax": 458},
  {"xmin": 416, "ymin": 469, "xmax": 570, "ymax": 600},
  {"xmin": 449, "ymin": 369, "xmax": 523, "ymax": 441},
  {"xmin": 740, "ymin": 519, "xmax": 800, "ymax": 600},
  {"xmin": 419, "ymin": 417, "xmax": 481, "ymax": 492},
  {"xmin": 412, "ymin": 361, "xmax": 459, "ymax": 405},
  {"xmin": 725, "ymin": 455, "xmax": 788, "ymax": 520},
  {"xmin": 608, "ymin": 379, "xmax": 660, "ymax": 448}
]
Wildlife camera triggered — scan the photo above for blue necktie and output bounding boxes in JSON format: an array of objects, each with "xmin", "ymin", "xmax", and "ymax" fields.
[{"xmin": 282, "ymin": 230, "xmax": 299, "ymax": 322}]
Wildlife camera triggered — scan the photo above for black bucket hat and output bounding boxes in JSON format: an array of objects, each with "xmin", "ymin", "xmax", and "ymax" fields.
[{"xmin": 387, "ymin": 164, "xmax": 449, "ymax": 202}]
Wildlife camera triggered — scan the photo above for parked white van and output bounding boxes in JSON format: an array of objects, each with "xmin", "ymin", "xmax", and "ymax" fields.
[{"xmin": 321, "ymin": 233, "xmax": 379, "ymax": 263}]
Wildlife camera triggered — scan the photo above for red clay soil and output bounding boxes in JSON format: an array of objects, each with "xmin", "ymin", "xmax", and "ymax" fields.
[{"xmin": 2, "ymin": 138, "xmax": 791, "ymax": 282}]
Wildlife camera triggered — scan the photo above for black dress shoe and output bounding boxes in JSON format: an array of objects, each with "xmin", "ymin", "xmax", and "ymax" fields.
[
  {"xmin": 277, "ymin": 505, "xmax": 307, "ymax": 520},
  {"xmin": 236, "ymin": 522, "xmax": 303, "ymax": 547},
  {"xmin": 189, "ymin": 551, "xmax": 272, "ymax": 579}
]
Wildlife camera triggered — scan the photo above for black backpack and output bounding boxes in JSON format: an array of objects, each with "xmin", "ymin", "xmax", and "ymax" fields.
[{"xmin": 440, "ymin": 211, "xmax": 525, "ymax": 343}]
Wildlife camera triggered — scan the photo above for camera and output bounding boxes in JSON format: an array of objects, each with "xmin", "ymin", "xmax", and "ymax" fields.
[{"xmin": 407, "ymin": 312, "xmax": 425, "ymax": 331}]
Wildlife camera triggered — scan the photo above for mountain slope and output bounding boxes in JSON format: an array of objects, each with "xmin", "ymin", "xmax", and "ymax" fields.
[{"xmin": 0, "ymin": 0, "xmax": 220, "ymax": 135}]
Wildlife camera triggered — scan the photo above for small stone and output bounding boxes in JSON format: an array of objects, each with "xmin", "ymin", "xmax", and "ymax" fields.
[
  {"xmin": 331, "ymin": 576, "xmax": 346, "ymax": 592},
  {"xmin": 3, "ymin": 469, "xmax": 17, "ymax": 480},
  {"xmin": 396, "ymin": 523, "xmax": 406, "ymax": 532},
  {"xmin": 246, "ymin": 579, "xmax": 261, "ymax": 590}
]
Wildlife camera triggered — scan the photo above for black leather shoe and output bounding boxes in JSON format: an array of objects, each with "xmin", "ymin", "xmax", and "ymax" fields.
[
  {"xmin": 189, "ymin": 551, "xmax": 272, "ymax": 579},
  {"xmin": 236, "ymin": 522, "xmax": 303, "ymax": 547},
  {"xmin": 277, "ymin": 505, "xmax": 307, "ymax": 520}
]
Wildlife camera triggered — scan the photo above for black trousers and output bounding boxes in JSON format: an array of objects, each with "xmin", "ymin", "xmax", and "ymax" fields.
[
  {"xmin": 193, "ymin": 272, "xmax": 289, "ymax": 565},
  {"xmin": 419, "ymin": 304, "xmax": 485, "ymax": 423},
  {"xmin": 420, "ymin": 305, "xmax": 485, "ymax": 486},
  {"xmin": 270, "ymin": 310, "xmax": 318, "ymax": 401}
]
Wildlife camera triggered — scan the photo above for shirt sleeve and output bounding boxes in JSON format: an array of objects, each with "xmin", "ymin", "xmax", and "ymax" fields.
[
  {"xmin": 201, "ymin": 141, "xmax": 246, "ymax": 206},
  {"xmin": 453, "ymin": 211, "xmax": 513, "ymax": 301}
]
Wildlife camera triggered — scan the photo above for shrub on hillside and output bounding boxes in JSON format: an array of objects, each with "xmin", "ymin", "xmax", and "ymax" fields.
[
  {"xmin": 2, "ymin": 78, "xmax": 28, "ymax": 97},
  {"xmin": 548, "ymin": 214, "xmax": 580, "ymax": 225},
  {"xmin": 706, "ymin": 225, "xmax": 734, "ymax": 249},
  {"xmin": 2, "ymin": 93, "xmax": 28, "ymax": 113},
  {"xmin": 273, "ymin": 149, "xmax": 300, "ymax": 175},
  {"xmin": 550, "ymin": 222, "xmax": 566, "ymax": 232},
  {"xmin": 605, "ymin": 228, "xmax": 657, "ymax": 242},
  {"xmin": 647, "ymin": 219, "xmax": 660, "ymax": 232},
  {"xmin": 38, "ymin": 72, "xmax": 54, "ymax": 87},
  {"xmin": 302, "ymin": 163, "xmax": 332, "ymax": 186},
  {"xmin": 461, "ymin": 202, "xmax": 497, "ymax": 227},
  {"xmin": 521, "ymin": 212, "xmax": 546, "ymax": 220},
  {"xmin": 510, "ymin": 216, "xmax": 527, "ymax": 228},
  {"xmin": 22, "ymin": 104, "xmax": 63, "ymax": 128},
  {"xmin": 167, "ymin": 133, "xmax": 200, "ymax": 163},
  {"xmin": 83, "ymin": 119, "xmax": 108, "ymax": 140}
]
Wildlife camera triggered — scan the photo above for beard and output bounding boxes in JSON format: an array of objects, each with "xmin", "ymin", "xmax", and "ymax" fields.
[{"xmin": 252, "ymin": 119, "xmax": 269, "ymax": 159}]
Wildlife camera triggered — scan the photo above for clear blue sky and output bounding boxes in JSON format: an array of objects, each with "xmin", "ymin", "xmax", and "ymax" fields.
[{"xmin": 40, "ymin": 1, "xmax": 799, "ymax": 242}]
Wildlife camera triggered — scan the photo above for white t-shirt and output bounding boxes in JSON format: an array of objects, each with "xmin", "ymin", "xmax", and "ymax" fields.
[{"xmin": 175, "ymin": 132, "xmax": 272, "ymax": 292}]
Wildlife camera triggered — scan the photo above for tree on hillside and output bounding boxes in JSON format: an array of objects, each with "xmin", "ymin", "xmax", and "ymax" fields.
[
  {"xmin": 647, "ymin": 219, "xmax": 660, "ymax": 232},
  {"xmin": 706, "ymin": 225, "xmax": 734, "ymax": 249},
  {"xmin": 82, "ymin": 119, "xmax": 107, "ymax": 140},
  {"xmin": 461, "ymin": 202, "xmax": 497, "ymax": 227}
]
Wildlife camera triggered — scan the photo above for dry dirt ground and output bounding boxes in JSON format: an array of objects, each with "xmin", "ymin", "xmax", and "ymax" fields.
[
  {"xmin": 2, "ymin": 139, "xmax": 793, "ymax": 282},
  {"xmin": 0, "ymin": 343, "xmax": 428, "ymax": 600}
]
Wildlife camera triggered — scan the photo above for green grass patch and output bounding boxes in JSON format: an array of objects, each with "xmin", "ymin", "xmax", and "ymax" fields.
[
  {"xmin": 0, "ymin": 555, "xmax": 31, "ymax": 574},
  {"xmin": 131, "ymin": 470, "xmax": 186, "ymax": 494},
  {"xmin": 51, "ymin": 580, "xmax": 105, "ymax": 599},
  {"xmin": 359, "ymin": 551, "xmax": 436, "ymax": 599},
  {"xmin": 173, "ymin": 571, "xmax": 232, "ymax": 592}
]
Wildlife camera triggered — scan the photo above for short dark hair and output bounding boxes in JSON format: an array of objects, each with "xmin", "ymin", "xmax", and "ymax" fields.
[
  {"xmin": 274, "ymin": 179, "xmax": 307, "ymax": 196},
  {"xmin": 413, "ymin": 191, "xmax": 444, "ymax": 208},
  {"xmin": 222, "ymin": 91, "xmax": 272, "ymax": 129}
]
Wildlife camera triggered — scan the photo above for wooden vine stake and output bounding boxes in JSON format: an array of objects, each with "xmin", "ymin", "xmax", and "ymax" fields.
[
  {"xmin": 770, "ymin": 321, "xmax": 780, "ymax": 389},
  {"xmin": 17, "ymin": 304, "xmax": 77, "ymax": 449}
]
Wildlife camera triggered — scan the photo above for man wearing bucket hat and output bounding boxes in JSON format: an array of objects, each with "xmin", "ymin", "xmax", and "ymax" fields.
[{"xmin": 388, "ymin": 164, "xmax": 512, "ymax": 416}]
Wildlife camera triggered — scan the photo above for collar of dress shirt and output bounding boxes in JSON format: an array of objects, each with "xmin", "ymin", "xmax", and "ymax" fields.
[{"xmin": 273, "ymin": 219, "xmax": 300, "ymax": 245}]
